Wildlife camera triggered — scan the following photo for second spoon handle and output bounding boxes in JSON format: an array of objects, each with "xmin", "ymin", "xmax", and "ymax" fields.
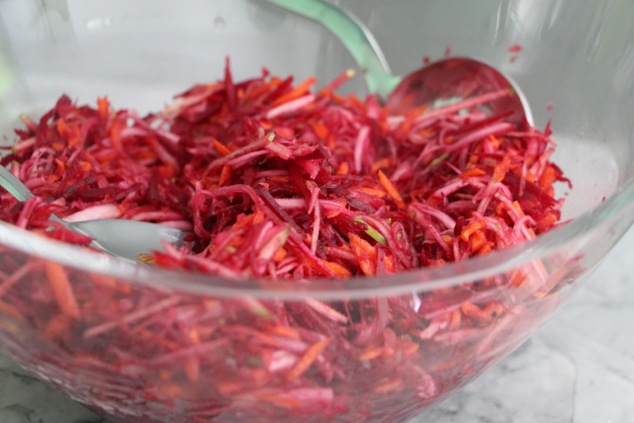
[
  {"xmin": 0, "ymin": 164, "xmax": 76, "ymax": 231},
  {"xmin": 0, "ymin": 164, "xmax": 33, "ymax": 202}
]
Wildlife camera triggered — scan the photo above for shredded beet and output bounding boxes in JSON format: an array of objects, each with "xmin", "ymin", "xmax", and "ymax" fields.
[
  {"xmin": 0, "ymin": 66, "xmax": 567, "ymax": 278},
  {"xmin": 0, "ymin": 62, "xmax": 571, "ymax": 423}
]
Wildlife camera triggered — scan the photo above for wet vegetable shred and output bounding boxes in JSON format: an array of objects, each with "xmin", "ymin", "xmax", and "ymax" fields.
[
  {"xmin": 1, "ymin": 65, "xmax": 567, "ymax": 278},
  {"xmin": 0, "ymin": 62, "xmax": 570, "ymax": 421}
]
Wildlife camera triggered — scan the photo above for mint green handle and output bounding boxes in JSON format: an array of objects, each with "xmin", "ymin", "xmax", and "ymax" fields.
[{"xmin": 262, "ymin": 0, "xmax": 400, "ymax": 98}]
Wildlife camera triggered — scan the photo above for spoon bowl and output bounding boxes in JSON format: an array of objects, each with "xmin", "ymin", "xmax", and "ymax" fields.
[
  {"xmin": 262, "ymin": 0, "xmax": 533, "ymax": 128},
  {"xmin": 0, "ymin": 165, "xmax": 189, "ymax": 262},
  {"xmin": 386, "ymin": 57, "xmax": 533, "ymax": 128}
]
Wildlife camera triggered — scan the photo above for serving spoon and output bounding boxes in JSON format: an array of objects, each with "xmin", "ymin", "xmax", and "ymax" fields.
[
  {"xmin": 0, "ymin": 165, "xmax": 188, "ymax": 262},
  {"xmin": 262, "ymin": 0, "xmax": 533, "ymax": 128}
]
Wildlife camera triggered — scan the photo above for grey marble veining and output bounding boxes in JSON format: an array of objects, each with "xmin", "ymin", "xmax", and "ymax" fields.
[{"xmin": 1, "ymin": 227, "xmax": 633, "ymax": 423}]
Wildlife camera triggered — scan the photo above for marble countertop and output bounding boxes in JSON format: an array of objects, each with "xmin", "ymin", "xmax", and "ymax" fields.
[{"xmin": 1, "ymin": 228, "xmax": 633, "ymax": 423}]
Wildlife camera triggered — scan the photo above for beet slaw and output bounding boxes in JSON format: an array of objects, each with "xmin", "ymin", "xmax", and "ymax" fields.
[{"xmin": 0, "ymin": 62, "xmax": 571, "ymax": 422}]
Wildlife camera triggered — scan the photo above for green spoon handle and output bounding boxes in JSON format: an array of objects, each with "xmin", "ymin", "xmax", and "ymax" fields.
[{"xmin": 262, "ymin": 0, "xmax": 400, "ymax": 97}]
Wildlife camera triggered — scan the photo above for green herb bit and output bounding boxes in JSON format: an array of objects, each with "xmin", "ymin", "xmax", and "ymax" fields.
[{"xmin": 354, "ymin": 217, "xmax": 387, "ymax": 246}]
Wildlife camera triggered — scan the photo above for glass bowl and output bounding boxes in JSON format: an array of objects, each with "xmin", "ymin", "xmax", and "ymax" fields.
[{"xmin": 1, "ymin": 1, "xmax": 634, "ymax": 422}]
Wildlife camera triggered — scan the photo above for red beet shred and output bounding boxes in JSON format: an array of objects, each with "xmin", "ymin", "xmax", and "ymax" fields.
[
  {"xmin": 0, "ymin": 63, "xmax": 569, "ymax": 422},
  {"xmin": 1, "ymin": 67, "xmax": 566, "ymax": 278}
]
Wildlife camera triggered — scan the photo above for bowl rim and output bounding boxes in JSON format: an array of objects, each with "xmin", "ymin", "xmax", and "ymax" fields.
[{"xmin": 1, "ymin": 175, "xmax": 633, "ymax": 300}]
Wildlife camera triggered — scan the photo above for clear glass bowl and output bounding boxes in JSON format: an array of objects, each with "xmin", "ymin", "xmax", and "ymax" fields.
[{"xmin": 1, "ymin": 1, "xmax": 634, "ymax": 422}]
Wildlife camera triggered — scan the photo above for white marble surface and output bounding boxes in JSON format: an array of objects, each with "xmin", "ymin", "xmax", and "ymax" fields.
[{"xmin": 1, "ymin": 227, "xmax": 633, "ymax": 423}]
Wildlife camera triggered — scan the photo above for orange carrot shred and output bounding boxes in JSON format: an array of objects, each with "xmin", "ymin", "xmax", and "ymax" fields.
[
  {"xmin": 213, "ymin": 140, "xmax": 232, "ymax": 156},
  {"xmin": 336, "ymin": 162, "xmax": 349, "ymax": 175},
  {"xmin": 97, "ymin": 96, "xmax": 110, "ymax": 119},
  {"xmin": 323, "ymin": 260, "xmax": 352, "ymax": 277},
  {"xmin": 271, "ymin": 77, "xmax": 316, "ymax": 107},
  {"xmin": 268, "ymin": 325, "xmax": 301, "ymax": 340},
  {"xmin": 287, "ymin": 338, "xmax": 330, "ymax": 381},
  {"xmin": 377, "ymin": 169, "xmax": 406, "ymax": 210},
  {"xmin": 349, "ymin": 232, "xmax": 378, "ymax": 276},
  {"xmin": 371, "ymin": 157, "xmax": 393, "ymax": 173},
  {"xmin": 354, "ymin": 187, "xmax": 387, "ymax": 198},
  {"xmin": 219, "ymin": 165, "xmax": 232, "ymax": 186},
  {"xmin": 44, "ymin": 262, "xmax": 80, "ymax": 319},
  {"xmin": 311, "ymin": 122, "xmax": 329, "ymax": 140}
]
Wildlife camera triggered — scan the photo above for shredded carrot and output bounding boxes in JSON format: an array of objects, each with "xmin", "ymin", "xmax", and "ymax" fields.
[
  {"xmin": 219, "ymin": 165, "xmax": 232, "ymax": 186},
  {"xmin": 346, "ymin": 94, "xmax": 366, "ymax": 112},
  {"xmin": 44, "ymin": 314, "xmax": 73, "ymax": 340},
  {"xmin": 287, "ymin": 338, "xmax": 330, "ymax": 381},
  {"xmin": 188, "ymin": 327, "xmax": 201, "ymax": 344},
  {"xmin": 462, "ymin": 167, "xmax": 487, "ymax": 178},
  {"xmin": 371, "ymin": 158, "xmax": 394, "ymax": 173},
  {"xmin": 246, "ymin": 79, "xmax": 280, "ymax": 100},
  {"xmin": 461, "ymin": 302, "xmax": 480, "ymax": 316},
  {"xmin": 482, "ymin": 302, "xmax": 505, "ymax": 319},
  {"xmin": 377, "ymin": 169, "xmax": 406, "ymax": 210},
  {"xmin": 267, "ymin": 325, "xmax": 301, "ymax": 340},
  {"xmin": 267, "ymin": 175, "xmax": 290, "ymax": 184},
  {"xmin": 323, "ymin": 260, "xmax": 352, "ymax": 277},
  {"xmin": 260, "ymin": 120, "xmax": 273, "ymax": 130},
  {"xmin": 273, "ymin": 247, "xmax": 287, "ymax": 262},
  {"xmin": 256, "ymin": 393, "xmax": 303, "ymax": 409},
  {"xmin": 488, "ymin": 134, "xmax": 501, "ymax": 149},
  {"xmin": 274, "ymin": 126, "xmax": 294, "ymax": 139},
  {"xmin": 477, "ymin": 242, "xmax": 494, "ymax": 255},
  {"xmin": 311, "ymin": 122, "xmax": 329, "ymax": 140},
  {"xmin": 510, "ymin": 270, "xmax": 527, "ymax": 287},
  {"xmin": 374, "ymin": 378, "xmax": 403, "ymax": 393},
  {"xmin": 539, "ymin": 164, "xmax": 558, "ymax": 189},
  {"xmin": 325, "ymin": 134, "xmax": 336, "ymax": 150},
  {"xmin": 271, "ymin": 77, "xmax": 316, "ymax": 107},
  {"xmin": 538, "ymin": 212, "xmax": 558, "ymax": 228},
  {"xmin": 321, "ymin": 68, "xmax": 356, "ymax": 92},
  {"xmin": 448, "ymin": 309, "xmax": 462, "ymax": 330},
  {"xmin": 326, "ymin": 91, "xmax": 347, "ymax": 105},
  {"xmin": 231, "ymin": 211, "xmax": 265, "ymax": 230},
  {"xmin": 354, "ymin": 187, "xmax": 387, "ymax": 198},
  {"xmin": 359, "ymin": 346, "xmax": 384, "ymax": 361},
  {"xmin": 213, "ymin": 140, "xmax": 232, "ymax": 156},
  {"xmin": 44, "ymin": 262, "xmax": 80, "ymax": 319},
  {"xmin": 401, "ymin": 341, "xmax": 420, "ymax": 355},
  {"xmin": 384, "ymin": 254, "xmax": 396, "ymax": 273},
  {"xmin": 461, "ymin": 221, "xmax": 486, "ymax": 243},
  {"xmin": 441, "ymin": 234, "xmax": 454, "ymax": 248},
  {"xmin": 97, "ymin": 96, "xmax": 110, "ymax": 119},
  {"xmin": 336, "ymin": 162, "xmax": 349, "ymax": 175},
  {"xmin": 469, "ymin": 230, "xmax": 487, "ymax": 252},
  {"xmin": 56, "ymin": 118, "xmax": 67, "ymax": 136},
  {"xmin": 492, "ymin": 156, "xmax": 511, "ymax": 182},
  {"xmin": 349, "ymin": 232, "xmax": 378, "ymax": 276},
  {"xmin": 512, "ymin": 200, "xmax": 525, "ymax": 216}
]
